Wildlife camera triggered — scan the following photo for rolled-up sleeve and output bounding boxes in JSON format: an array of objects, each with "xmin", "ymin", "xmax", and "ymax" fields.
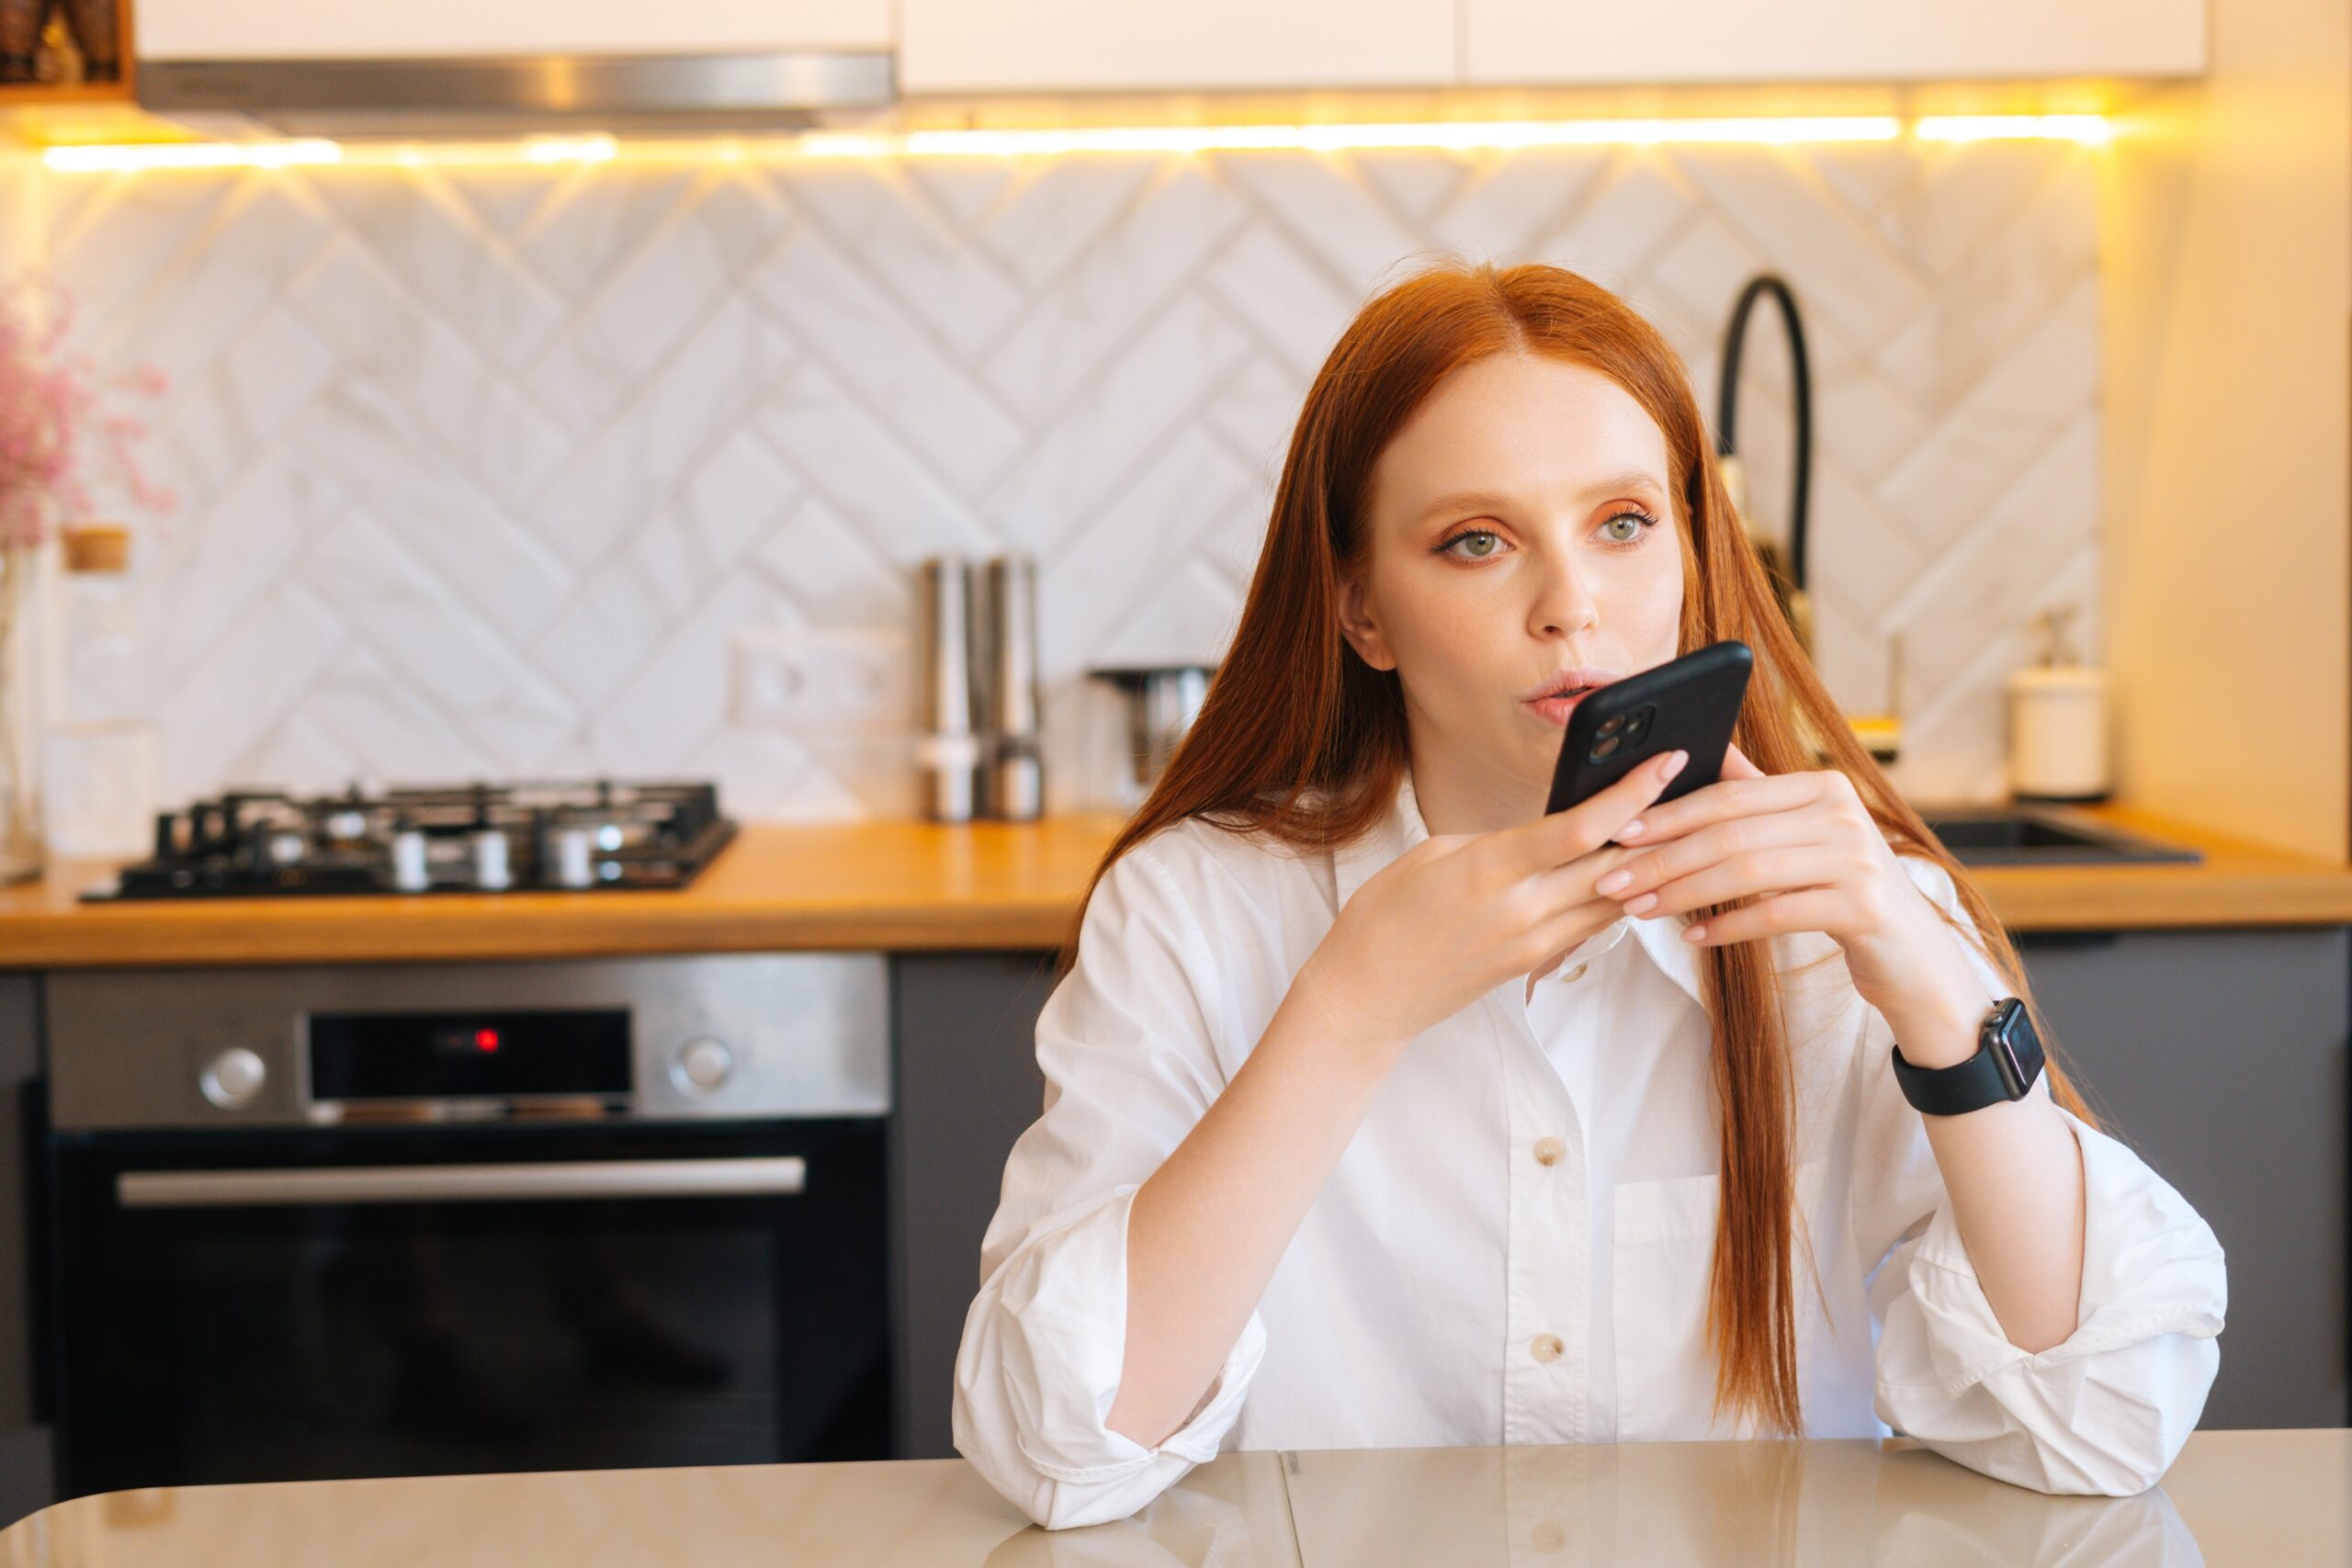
[
  {"xmin": 951, "ymin": 838, "xmax": 1268, "ymax": 1530},
  {"xmin": 1859, "ymin": 856, "xmax": 2227, "ymax": 1496}
]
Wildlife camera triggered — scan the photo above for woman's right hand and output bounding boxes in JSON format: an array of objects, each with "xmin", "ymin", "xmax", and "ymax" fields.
[{"xmin": 1290, "ymin": 747, "xmax": 1692, "ymax": 1056}]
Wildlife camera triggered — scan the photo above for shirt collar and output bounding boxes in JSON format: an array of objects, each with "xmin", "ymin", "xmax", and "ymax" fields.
[{"xmin": 1331, "ymin": 766, "xmax": 1708, "ymax": 1011}]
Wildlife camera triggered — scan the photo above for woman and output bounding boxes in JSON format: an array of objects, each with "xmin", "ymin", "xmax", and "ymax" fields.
[{"xmin": 952, "ymin": 260, "xmax": 2226, "ymax": 1532}]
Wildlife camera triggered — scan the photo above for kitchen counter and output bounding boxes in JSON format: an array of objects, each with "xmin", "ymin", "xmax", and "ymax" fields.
[
  {"xmin": 0, "ymin": 1431, "xmax": 2339, "ymax": 1565},
  {"xmin": 0, "ymin": 803, "xmax": 2347, "ymax": 969}
]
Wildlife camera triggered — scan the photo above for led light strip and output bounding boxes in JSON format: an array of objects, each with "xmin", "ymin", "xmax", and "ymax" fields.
[{"xmin": 40, "ymin": 114, "xmax": 2110, "ymax": 174}]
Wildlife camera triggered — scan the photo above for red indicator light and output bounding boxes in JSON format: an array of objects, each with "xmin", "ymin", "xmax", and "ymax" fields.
[{"xmin": 474, "ymin": 1029, "xmax": 500, "ymax": 1053}]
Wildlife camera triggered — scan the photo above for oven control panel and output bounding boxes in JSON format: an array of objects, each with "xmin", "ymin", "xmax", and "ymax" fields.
[{"xmin": 43, "ymin": 954, "xmax": 890, "ymax": 1131}]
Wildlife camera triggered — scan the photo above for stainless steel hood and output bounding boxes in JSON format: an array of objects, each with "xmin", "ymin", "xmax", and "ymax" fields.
[{"xmin": 135, "ymin": 51, "xmax": 896, "ymax": 138}]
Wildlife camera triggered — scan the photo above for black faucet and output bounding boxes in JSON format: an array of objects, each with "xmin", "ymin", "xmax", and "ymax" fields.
[{"xmin": 1713, "ymin": 273, "xmax": 1814, "ymax": 653}]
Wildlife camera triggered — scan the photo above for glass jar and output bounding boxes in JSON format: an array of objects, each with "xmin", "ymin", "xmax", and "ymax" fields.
[{"xmin": 41, "ymin": 522, "xmax": 153, "ymax": 860}]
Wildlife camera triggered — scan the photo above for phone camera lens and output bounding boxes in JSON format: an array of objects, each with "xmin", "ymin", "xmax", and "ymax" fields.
[
  {"xmin": 1598, "ymin": 715, "xmax": 1624, "ymax": 735},
  {"xmin": 1592, "ymin": 734, "xmax": 1621, "ymax": 759}
]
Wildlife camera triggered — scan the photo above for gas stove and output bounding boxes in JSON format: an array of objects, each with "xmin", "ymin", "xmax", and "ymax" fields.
[{"xmin": 82, "ymin": 780, "xmax": 736, "ymax": 899}]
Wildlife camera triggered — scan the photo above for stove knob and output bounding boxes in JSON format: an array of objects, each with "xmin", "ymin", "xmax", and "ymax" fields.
[
  {"xmin": 469, "ymin": 829, "xmax": 512, "ymax": 891},
  {"xmin": 390, "ymin": 829, "xmax": 430, "ymax": 893},
  {"xmin": 670, "ymin": 1037, "xmax": 736, "ymax": 1096},
  {"xmin": 200, "ymin": 1048, "xmax": 268, "ymax": 1111},
  {"xmin": 549, "ymin": 826, "xmax": 595, "ymax": 889}
]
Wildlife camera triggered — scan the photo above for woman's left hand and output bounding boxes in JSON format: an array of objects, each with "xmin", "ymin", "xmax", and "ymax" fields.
[{"xmin": 1589, "ymin": 742, "xmax": 1992, "ymax": 1059}]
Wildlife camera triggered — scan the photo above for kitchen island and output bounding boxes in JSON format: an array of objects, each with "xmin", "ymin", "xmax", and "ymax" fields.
[{"xmin": 0, "ymin": 1431, "xmax": 2340, "ymax": 1565}]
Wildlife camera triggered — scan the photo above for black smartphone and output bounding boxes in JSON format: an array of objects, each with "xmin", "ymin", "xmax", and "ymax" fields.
[{"xmin": 1544, "ymin": 639, "xmax": 1754, "ymax": 818}]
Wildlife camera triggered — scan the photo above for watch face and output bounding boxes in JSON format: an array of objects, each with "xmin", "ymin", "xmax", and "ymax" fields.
[{"xmin": 1991, "ymin": 998, "xmax": 2043, "ymax": 1098}]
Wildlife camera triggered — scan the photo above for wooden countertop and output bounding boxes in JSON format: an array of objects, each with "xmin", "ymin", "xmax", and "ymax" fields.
[
  {"xmin": 0, "ymin": 1430, "xmax": 2338, "ymax": 1564},
  {"xmin": 1, "ymin": 802, "xmax": 2347, "ymax": 970}
]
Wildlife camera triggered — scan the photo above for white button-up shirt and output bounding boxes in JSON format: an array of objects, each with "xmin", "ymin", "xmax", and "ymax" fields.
[{"xmin": 952, "ymin": 770, "xmax": 2228, "ymax": 1530}]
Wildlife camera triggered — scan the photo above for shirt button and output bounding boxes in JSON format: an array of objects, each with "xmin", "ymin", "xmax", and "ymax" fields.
[
  {"xmin": 1532, "ymin": 1135, "xmax": 1565, "ymax": 1167},
  {"xmin": 1564, "ymin": 963, "xmax": 1589, "ymax": 983},
  {"xmin": 1530, "ymin": 1333, "xmax": 1565, "ymax": 1363}
]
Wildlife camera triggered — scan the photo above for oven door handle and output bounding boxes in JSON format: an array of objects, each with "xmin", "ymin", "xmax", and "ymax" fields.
[{"xmin": 115, "ymin": 1156, "xmax": 808, "ymax": 1209}]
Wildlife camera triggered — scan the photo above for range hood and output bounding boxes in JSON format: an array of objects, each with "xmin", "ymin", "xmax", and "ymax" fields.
[{"xmin": 135, "ymin": 51, "xmax": 896, "ymax": 139}]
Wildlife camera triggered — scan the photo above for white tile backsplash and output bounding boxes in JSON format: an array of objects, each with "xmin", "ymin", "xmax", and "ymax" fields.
[{"xmin": 39, "ymin": 139, "xmax": 2101, "ymax": 818}]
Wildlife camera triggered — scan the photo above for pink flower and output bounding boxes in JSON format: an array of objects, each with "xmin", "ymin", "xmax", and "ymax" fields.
[{"xmin": 0, "ymin": 269, "xmax": 174, "ymax": 553}]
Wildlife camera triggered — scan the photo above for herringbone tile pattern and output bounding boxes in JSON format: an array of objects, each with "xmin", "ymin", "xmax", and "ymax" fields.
[{"xmin": 40, "ymin": 137, "xmax": 2098, "ymax": 817}]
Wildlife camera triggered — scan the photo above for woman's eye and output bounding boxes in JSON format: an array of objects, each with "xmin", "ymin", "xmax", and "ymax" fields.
[
  {"xmin": 1438, "ymin": 512, "xmax": 1654, "ymax": 559},
  {"xmin": 1441, "ymin": 529, "xmax": 1505, "ymax": 558}
]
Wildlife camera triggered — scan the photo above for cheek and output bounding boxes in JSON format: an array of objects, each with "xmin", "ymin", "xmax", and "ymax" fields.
[
  {"xmin": 1374, "ymin": 575, "xmax": 1505, "ymax": 692},
  {"xmin": 1366, "ymin": 558, "xmax": 1451, "ymax": 642},
  {"xmin": 1396, "ymin": 605, "xmax": 1494, "ymax": 689},
  {"xmin": 1633, "ymin": 547, "xmax": 1686, "ymax": 647}
]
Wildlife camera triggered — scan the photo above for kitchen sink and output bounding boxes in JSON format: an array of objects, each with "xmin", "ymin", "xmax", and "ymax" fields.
[{"xmin": 1913, "ymin": 806, "xmax": 2203, "ymax": 867}]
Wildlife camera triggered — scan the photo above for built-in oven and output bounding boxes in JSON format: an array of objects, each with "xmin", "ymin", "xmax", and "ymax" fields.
[{"xmin": 36, "ymin": 954, "xmax": 894, "ymax": 1498}]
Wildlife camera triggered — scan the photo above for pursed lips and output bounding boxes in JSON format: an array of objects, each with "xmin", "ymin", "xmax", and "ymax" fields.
[
  {"xmin": 1521, "ymin": 669, "xmax": 1620, "ymax": 726},
  {"xmin": 1524, "ymin": 683, "xmax": 1606, "ymax": 728}
]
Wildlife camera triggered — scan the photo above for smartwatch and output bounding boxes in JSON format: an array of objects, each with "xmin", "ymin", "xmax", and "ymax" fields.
[{"xmin": 1892, "ymin": 997, "xmax": 2044, "ymax": 1115}]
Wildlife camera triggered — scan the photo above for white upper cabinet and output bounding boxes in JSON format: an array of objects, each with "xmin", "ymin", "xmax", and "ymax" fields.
[
  {"xmin": 899, "ymin": 0, "xmax": 1457, "ymax": 93},
  {"xmin": 137, "ymin": 0, "xmax": 892, "ymax": 60},
  {"xmin": 1462, "ymin": 0, "xmax": 2207, "ymax": 85},
  {"xmin": 141, "ymin": 0, "xmax": 2208, "ymax": 89}
]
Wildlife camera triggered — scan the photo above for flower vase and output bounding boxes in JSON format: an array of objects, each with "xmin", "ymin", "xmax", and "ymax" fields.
[
  {"xmin": 0, "ymin": 543, "xmax": 44, "ymax": 884},
  {"xmin": 0, "ymin": 0, "xmax": 55, "ymax": 84}
]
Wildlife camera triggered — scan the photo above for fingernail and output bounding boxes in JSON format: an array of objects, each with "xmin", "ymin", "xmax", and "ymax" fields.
[
  {"xmin": 1661, "ymin": 750, "xmax": 1689, "ymax": 781},
  {"xmin": 1616, "ymin": 818, "xmax": 1645, "ymax": 840},
  {"xmin": 1596, "ymin": 868, "xmax": 1633, "ymax": 894},
  {"xmin": 1682, "ymin": 924, "xmax": 1708, "ymax": 943}
]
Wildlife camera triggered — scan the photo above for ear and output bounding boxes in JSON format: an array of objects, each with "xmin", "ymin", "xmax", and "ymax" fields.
[{"xmin": 1335, "ymin": 570, "xmax": 1397, "ymax": 672}]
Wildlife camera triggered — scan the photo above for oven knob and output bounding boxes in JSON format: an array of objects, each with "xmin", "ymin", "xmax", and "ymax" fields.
[
  {"xmin": 200, "ymin": 1048, "xmax": 268, "ymax": 1111},
  {"xmin": 671, "ymin": 1036, "xmax": 736, "ymax": 1095}
]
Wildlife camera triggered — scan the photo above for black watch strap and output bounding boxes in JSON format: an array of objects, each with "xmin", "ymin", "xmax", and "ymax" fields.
[{"xmin": 1891, "ymin": 997, "xmax": 2043, "ymax": 1116}]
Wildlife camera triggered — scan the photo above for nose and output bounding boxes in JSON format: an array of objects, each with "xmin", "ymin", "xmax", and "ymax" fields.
[{"xmin": 1528, "ymin": 538, "xmax": 1600, "ymax": 640}]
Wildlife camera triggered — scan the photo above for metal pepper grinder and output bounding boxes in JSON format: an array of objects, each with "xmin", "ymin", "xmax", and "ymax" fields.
[
  {"xmin": 975, "ymin": 554, "xmax": 1045, "ymax": 820},
  {"xmin": 914, "ymin": 557, "xmax": 981, "ymax": 822}
]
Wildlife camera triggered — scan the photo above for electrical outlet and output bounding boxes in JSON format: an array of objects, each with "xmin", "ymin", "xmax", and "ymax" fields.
[{"xmin": 730, "ymin": 627, "xmax": 911, "ymax": 734}]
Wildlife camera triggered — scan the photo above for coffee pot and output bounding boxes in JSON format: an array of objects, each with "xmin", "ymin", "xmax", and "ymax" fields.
[{"xmin": 1086, "ymin": 663, "xmax": 1216, "ymax": 799}]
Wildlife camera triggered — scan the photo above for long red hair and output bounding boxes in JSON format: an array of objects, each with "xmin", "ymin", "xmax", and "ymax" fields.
[{"xmin": 1057, "ymin": 258, "xmax": 2098, "ymax": 1437}]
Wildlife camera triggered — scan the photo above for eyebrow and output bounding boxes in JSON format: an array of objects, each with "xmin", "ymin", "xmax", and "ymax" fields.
[{"xmin": 1408, "ymin": 469, "xmax": 1668, "ymax": 526}]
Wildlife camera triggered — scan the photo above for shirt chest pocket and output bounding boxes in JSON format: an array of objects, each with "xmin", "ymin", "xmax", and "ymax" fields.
[{"xmin": 1611, "ymin": 1157, "xmax": 1833, "ymax": 1443}]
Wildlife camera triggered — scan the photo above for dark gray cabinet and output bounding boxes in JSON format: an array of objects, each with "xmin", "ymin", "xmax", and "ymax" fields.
[
  {"xmin": 888, "ymin": 953, "xmax": 1057, "ymax": 1460},
  {"xmin": 887, "ymin": 928, "xmax": 2352, "ymax": 1456},
  {"xmin": 2017, "ymin": 927, "xmax": 2348, "ymax": 1429},
  {"xmin": 0, "ymin": 974, "xmax": 50, "ymax": 1527}
]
